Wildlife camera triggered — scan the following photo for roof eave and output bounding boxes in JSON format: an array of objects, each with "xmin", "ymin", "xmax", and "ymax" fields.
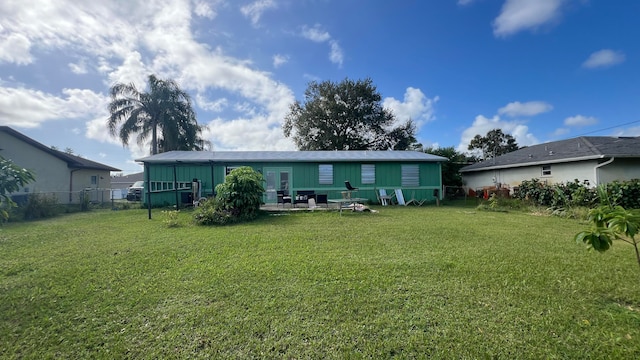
[{"xmin": 460, "ymin": 155, "xmax": 606, "ymax": 173}]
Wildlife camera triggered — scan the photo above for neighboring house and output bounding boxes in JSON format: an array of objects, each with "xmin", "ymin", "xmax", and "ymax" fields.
[
  {"xmin": 0, "ymin": 126, "xmax": 120, "ymax": 203},
  {"xmin": 460, "ymin": 136, "xmax": 640, "ymax": 194},
  {"xmin": 110, "ymin": 172, "xmax": 144, "ymax": 200},
  {"xmin": 135, "ymin": 150, "xmax": 447, "ymax": 207},
  {"xmin": 110, "ymin": 172, "xmax": 144, "ymax": 190}
]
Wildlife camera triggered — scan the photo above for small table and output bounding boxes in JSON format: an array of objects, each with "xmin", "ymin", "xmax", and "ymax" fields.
[{"xmin": 328, "ymin": 198, "xmax": 368, "ymax": 215}]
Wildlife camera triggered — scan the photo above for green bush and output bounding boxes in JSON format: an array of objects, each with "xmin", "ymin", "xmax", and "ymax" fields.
[
  {"xmin": 606, "ymin": 179, "xmax": 640, "ymax": 209},
  {"xmin": 193, "ymin": 199, "xmax": 235, "ymax": 226},
  {"xmin": 21, "ymin": 193, "xmax": 61, "ymax": 220},
  {"xmin": 514, "ymin": 178, "xmax": 597, "ymax": 210},
  {"xmin": 193, "ymin": 167, "xmax": 265, "ymax": 225}
]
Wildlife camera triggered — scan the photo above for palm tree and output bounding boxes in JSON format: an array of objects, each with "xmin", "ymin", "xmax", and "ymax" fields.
[{"xmin": 107, "ymin": 74, "xmax": 209, "ymax": 155}]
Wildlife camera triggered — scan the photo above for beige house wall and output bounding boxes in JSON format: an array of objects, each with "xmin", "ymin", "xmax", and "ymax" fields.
[
  {"xmin": 0, "ymin": 131, "xmax": 113, "ymax": 203},
  {"xmin": 462, "ymin": 160, "xmax": 599, "ymax": 194},
  {"xmin": 598, "ymin": 158, "xmax": 640, "ymax": 184}
]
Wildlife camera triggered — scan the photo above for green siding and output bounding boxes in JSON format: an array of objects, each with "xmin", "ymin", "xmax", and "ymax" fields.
[{"xmin": 142, "ymin": 160, "xmax": 443, "ymax": 206}]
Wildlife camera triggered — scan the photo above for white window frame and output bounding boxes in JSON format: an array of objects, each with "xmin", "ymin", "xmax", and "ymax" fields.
[
  {"xmin": 541, "ymin": 165, "xmax": 552, "ymax": 177},
  {"xmin": 150, "ymin": 181, "xmax": 191, "ymax": 193}
]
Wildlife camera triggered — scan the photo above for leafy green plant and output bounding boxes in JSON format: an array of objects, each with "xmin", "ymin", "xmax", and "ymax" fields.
[
  {"xmin": 0, "ymin": 155, "xmax": 35, "ymax": 223},
  {"xmin": 21, "ymin": 193, "xmax": 61, "ymax": 220},
  {"xmin": 606, "ymin": 179, "xmax": 640, "ymax": 209},
  {"xmin": 575, "ymin": 185, "xmax": 640, "ymax": 277},
  {"xmin": 161, "ymin": 210, "xmax": 180, "ymax": 227},
  {"xmin": 515, "ymin": 178, "xmax": 597, "ymax": 211},
  {"xmin": 194, "ymin": 167, "xmax": 265, "ymax": 225}
]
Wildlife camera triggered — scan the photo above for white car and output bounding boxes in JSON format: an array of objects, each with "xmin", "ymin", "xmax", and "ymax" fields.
[{"xmin": 126, "ymin": 181, "xmax": 144, "ymax": 201}]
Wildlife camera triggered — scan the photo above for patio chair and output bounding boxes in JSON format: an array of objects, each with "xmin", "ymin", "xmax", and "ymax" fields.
[
  {"xmin": 408, "ymin": 191, "xmax": 426, "ymax": 206},
  {"xmin": 277, "ymin": 190, "xmax": 292, "ymax": 207},
  {"xmin": 394, "ymin": 189, "xmax": 417, "ymax": 206},
  {"xmin": 378, "ymin": 188, "xmax": 395, "ymax": 206},
  {"xmin": 344, "ymin": 180, "xmax": 359, "ymax": 198}
]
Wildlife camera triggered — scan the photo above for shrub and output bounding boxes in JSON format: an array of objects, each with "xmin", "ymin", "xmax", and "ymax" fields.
[
  {"xmin": 514, "ymin": 178, "xmax": 597, "ymax": 210},
  {"xmin": 161, "ymin": 210, "xmax": 180, "ymax": 228},
  {"xmin": 606, "ymin": 179, "xmax": 640, "ymax": 209},
  {"xmin": 21, "ymin": 193, "xmax": 61, "ymax": 220},
  {"xmin": 193, "ymin": 200, "xmax": 234, "ymax": 226},
  {"xmin": 193, "ymin": 167, "xmax": 265, "ymax": 226}
]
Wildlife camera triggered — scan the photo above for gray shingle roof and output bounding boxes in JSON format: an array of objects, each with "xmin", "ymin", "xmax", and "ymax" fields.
[
  {"xmin": 460, "ymin": 136, "xmax": 640, "ymax": 173},
  {"xmin": 136, "ymin": 150, "xmax": 447, "ymax": 163}
]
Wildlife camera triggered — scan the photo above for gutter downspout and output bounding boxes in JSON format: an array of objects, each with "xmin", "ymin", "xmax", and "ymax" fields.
[{"xmin": 594, "ymin": 157, "xmax": 615, "ymax": 186}]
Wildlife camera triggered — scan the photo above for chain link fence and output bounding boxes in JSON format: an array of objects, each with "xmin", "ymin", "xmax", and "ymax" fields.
[{"xmin": 8, "ymin": 188, "xmax": 140, "ymax": 221}]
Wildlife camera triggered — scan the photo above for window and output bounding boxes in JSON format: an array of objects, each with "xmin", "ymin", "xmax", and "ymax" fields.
[
  {"xmin": 401, "ymin": 165, "xmax": 419, "ymax": 187},
  {"xmin": 361, "ymin": 164, "xmax": 375, "ymax": 184},
  {"xmin": 149, "ymin": 181, "xmax": 191, "ymax": 192},
  {"xmin": 91, "ymin": 175, "xmax": 98, "ymax": 185},
  {"xmin": 319, "ymin": 164, "xmax": 333, "ymax": 185},
  {"xmin": 542, "ymin": 165, "xmax": 551, "ymax": 176}
]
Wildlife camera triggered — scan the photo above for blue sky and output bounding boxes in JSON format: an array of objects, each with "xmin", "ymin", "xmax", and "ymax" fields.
[{"xmin": 1, "ymin": 0, "xmax": 638, "ymax": 174}]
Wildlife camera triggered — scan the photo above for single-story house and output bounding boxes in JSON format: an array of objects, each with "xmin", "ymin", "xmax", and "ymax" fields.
[
  {"xmin": 111, "ymin": 172, "xmax": 144, "ymax": 190},
  {"xmin": 135, "ymin": 150, "xmax": 447, "ymax": 207},
  {"xmin": 110, "ymin": 172, "xmax": 144, "ymax": 199},
  {"xmin": 460, "ymin": 136, "xmax": 640, "ymax": 195},
  {"xmin": 0, "ymin": 126, "xmax": 120, "ymax": 204}
]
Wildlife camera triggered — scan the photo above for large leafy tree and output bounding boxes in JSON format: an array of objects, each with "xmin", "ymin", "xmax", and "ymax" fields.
[
  {"xmin": 0, "ymin": 155, "xmax": 35, "ymax": 222},
  {"xmin": 107, "ymin": 74, "xmax": 209, "ymax": 155},
  {"xmin": 283, "ymin": 78, "xmax": 417, "ymax": 150},
  {"xmin": 467, "ymin": 128, "xmax": 519, "ymax": 160},
  {"xmin": 424, "ymin": 146, "xmax": 473, "ymax": 187}
]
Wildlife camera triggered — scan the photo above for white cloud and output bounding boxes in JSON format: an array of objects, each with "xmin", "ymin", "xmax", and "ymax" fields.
[
  {"xmin": 240, "ymin": 0, "xmax": 276, "ymax": 26},
  {"xmin": 551, "ymin": 127, "xmax": 569, "ymax": 137},
  {"xmin": 498, "ymin": 101, "xmax": 553, "ymax": 117},
  {"xmin": 458, "ymin": 0, "xmax": 474, "ymax": 5},
  {"xmin": 493, "ymin": 0, "xmax": 565, "ymax": 37},
  {"xmin": 300, "ymin": 24, "xmax": 344, "ymax": 67},
  {"xmin": 0, "ymin": 86, "xmax": 107, "ymax": 128},
  {"xmin": 0, "ymin": 33, "xmax": 32, "ymax": 65},
  {"xmin": 193, "ymin": 0, "xmax": 217, "ymax": 19},
  {"xmin": 0, "ymin": 0, "xmax": 299, "ymax": 155},
  {"xmin": 582, "ymin": 49, "xmax": 625, "ymax": 69},
  {"xmin": 458, "ymin": 115, "xmax": 539, "ymax": 154},
  {"xmin": 301, "ymin": 24, "xmax": 331, "ymax": 43},
  {"xmin": 383, "ymin": 87, "xmax": 438, "ymax": 129},
  {"xmin": 613, "ymin": 127, "xmax": 640, "ymax": 137},
  {"xmin": 564, "ymin": 115, "xmax": 597, "ymax": 127},
  {"xmin": 68, "ymin": 59, "xmax": 88, "ymax": 74},
  {"xmin": 205, "ymin": 116, "xmax": 295, "ymax": 151},
  {"xmin": 196, "ymin": 94, "xmax": 228, "ymax": 112},
  {"xmin": 329, "ymin": 40, "xmax": 343, "ymax": 67},
  {"xmin": 272, "ymin": 54, "xmax": 289, "ymax": 68}
]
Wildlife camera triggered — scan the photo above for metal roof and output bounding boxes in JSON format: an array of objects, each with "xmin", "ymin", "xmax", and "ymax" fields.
[
  {"xmin": 136, "ymin": 150, "xmax": 447, "ymax": 163},
  {"xmin": 460, "ymin": 136, "xmax": 640, "ymax": 173}
]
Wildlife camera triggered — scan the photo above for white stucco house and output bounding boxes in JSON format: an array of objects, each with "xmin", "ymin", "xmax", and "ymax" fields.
[
  {"xmin": 460, "ymin": 136, "xmax": 640, "ymax": 195},
  {"xmin": 0, "ymin": 126, "xmax": 120, "ymax": 204}
]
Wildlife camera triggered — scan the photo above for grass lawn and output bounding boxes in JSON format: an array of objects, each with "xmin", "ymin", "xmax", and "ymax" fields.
[{"xmin": 1, "ymin": 205, "xmax": 639, "ymax": 358}]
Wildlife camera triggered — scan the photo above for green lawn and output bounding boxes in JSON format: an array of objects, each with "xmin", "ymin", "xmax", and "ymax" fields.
[{"xmin": 1, "ymin": 205, "xmax": 639, "ymax": 359}]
